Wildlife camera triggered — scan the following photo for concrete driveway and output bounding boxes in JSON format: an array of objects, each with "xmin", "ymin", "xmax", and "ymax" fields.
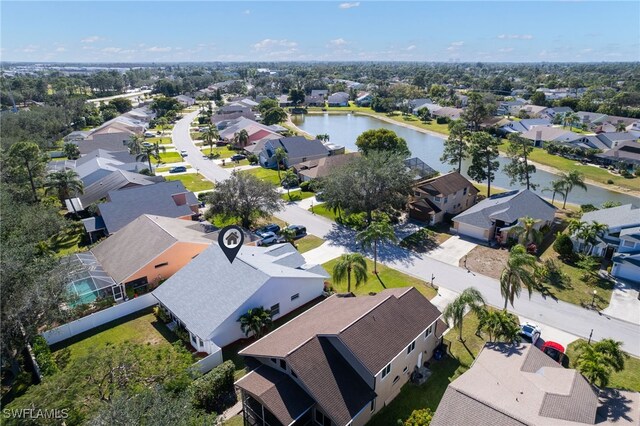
[
  {"xmin": 518, "ymin": 315, "xmax": 579, "ymax": 350},
  {"xmin": 602, "ymin": 278, "xmax": 640, "ymax": 325},
  {"xmin": 425, "ymin": 236, "xmax": 477, "ymax": 266}
]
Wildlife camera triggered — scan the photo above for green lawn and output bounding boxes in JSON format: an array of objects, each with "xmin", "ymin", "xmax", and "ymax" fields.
[
  {"xmin": 158, "ymin": 151, "xmax": 183, "ymax": 163},
  {"xmin": 223, "ymin": 159, "xmax": 251, "ymax": 168},
  {"xmin": 224, "ymin": 415, "xmax": 244, "ymax": 426},
  {"xmin": 472, "ymin": 183, "xmax": 508, "ymax": 198},
  {"xmin": 566, "ymin": 339, "xmax": 640, "ymax": 392},
  {"xmin": 51, "ymin": 223, "xmax": 87, "ymax": 257},
  {"xmin": 322, "ymin": 258, "xmax": 438, "ymax": 300},
  {"xmin": 144, "ymin": 136, "xmax": 172, "ymax": 145},
  {"xmin": 369, "ymin": 310, "xmax": 487, "ymax": 425},
  {"xmin": 200, "ymin": 145, "xmax": 237, "ymax": 159},
  {"xmin": 295, "ymin": 234, "xmax": 325, "ymax": 253},
  {"xmin": 240, "ymin": 167, "xmax": 281, "ymax": 185},
  {"xmin": 309, "ymin": 203, "xmax": 338, "ymax": 221},
  {"xmin": 190, "ymin": 132, "xmax": 203, "ymax": 140},
  {"xmin": 165, "ymin": 174, "xmax": 214, "ymax": 192},
  {"xmin": 50, "ymin": 310, "xmax": 177, "ymax": 363},
  {"xmin": 281, "ymin": 189, "xmax": 315, "ymax": 202}
]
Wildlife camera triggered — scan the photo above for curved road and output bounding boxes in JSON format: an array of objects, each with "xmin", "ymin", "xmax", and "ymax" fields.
[{"xmin": 173, "ymin": 111, "xmax": 640, "ymax": 357}]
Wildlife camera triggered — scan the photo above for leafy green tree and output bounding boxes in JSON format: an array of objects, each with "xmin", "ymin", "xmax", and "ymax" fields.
[
  {"xmin": 403, "ymin": 408, "xmax": 434, "ymax": 426},
  {"xmin": 356, "ymin": 219, "xmax": 397, "ymax": 273},
  {"xmin": 355, "ymin": 128, "xmax": 410, "ymax": 157},
  {"xmin": 44, "ymin": 169, "xmax": 84, "ymax": 210},
  {"xmin": 573, "ymin": 339, "xmax": 628, "ymax": 388},
  {"xmin": 530, "ymin": 91, "xmax": 547, "ymax": 107},
  {"xmin": 281, "ymin": 169, "xmax": 299, "ymax": 201},
  {"xmin": 127, "ymin": 133, "xmax": 145, "ymax": 155},
  {"xmin": 542, "ymin": 179, "xmax": 567, "ymax": 206},
  {"xmin": 332, "ymin": 253, "xmax": 368, "ymax": 293},
  {"xmin": 288, "ymin": 88, "xmax": 305, "ymax": 106},
  {"xmin": 274, "ymin": 147, "xmax": 288, "ymax": 181},
  {"xmin": 233, "ymin": 129, "xmax": 250, "ymax": 148},
  {"xmin": 553, "ymin": 233, "xmax": 574, "ymax": 259},
  {"xmin": 258, "ymin": 98, "xmax": 278, "ymax": 114},
  {"xmin": 151, "ymin": 97, "xmax": 182, "ymax": 118},
  {"xmin": 262, "ymin": 107, "xmax": 288, "ymax": 125},
  {"xmin": 476, "ymin": 309, "xmax": 521, "ymax": 343},
  {"xmin": 503, "ymin": 133, "xmax": 537, "ymax": 190},
  {"xmin": 499, "ymin": 244, "xmax": 537, "ymax": 310},
  {"xmin": 137, "ymin": 142, "xmax": 166, "ymax": 172},
  {"xmin": 467, "ymin": 132, "xmax": 500, "ymax": 197},
  {"xmin": 189, "ymin": 360, "xmax": 236, "ymax": 413},
  {"xmin": 108, "ymin": 98, "xmax": 133, "ymax": 114},
  {"xmin": 4, "ymin": 141, "xmax": 49, "ymax": 202},
  {"xmin": 559, "ymin": 170, "xmax": 587, "ymax": 209},
  {"xmin": 238, "ymin": 307, "xmax": 273, "ymax": 338},
  {"xmin": 279, "ymin": 226, "xmax": 297, "ymax": 247},
  {"xmin": 63, "ymin": 142, "xmax": 80, "ymax": 160},
  {"xmin": 461, "ymin": 92, "xmax": 492, "ymax": 131},
  {"xmin": 443, "ymin": 287, "xmax": 486, "ymax": 341},
  {"xmin": 205, "ymin": 171, "xmax": 283, "ymax": 229},
  {"xmin": 440, "ymin": 120, "xmax": 469, "ymax": 173}
]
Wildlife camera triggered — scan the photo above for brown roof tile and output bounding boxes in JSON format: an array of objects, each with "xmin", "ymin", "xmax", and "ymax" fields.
[{"xmin": 414, "ymin": 172, "xmax": 477, "ymax": 198}]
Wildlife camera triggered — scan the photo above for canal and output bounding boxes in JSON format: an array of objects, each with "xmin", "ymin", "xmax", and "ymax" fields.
[{"xmin": 292, "ymin": 113, "xmax": 640, "ymax": 206}]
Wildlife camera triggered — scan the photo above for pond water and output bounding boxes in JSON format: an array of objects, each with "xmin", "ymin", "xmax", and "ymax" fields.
[{"xmin": 292, "ymin": 113, "xmax": 640, "ymax": 207}]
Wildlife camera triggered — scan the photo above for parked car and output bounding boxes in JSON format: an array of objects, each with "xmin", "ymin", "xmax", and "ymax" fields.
[
  {"xmin": 144, "ymin": 132, "xmax": 155, "ymax": 138},
  {"xmin": 315, "ymin": 191, "xmax": 325, "ymax": 201},
  {"xmin": 142, "ymin": 142, "xmax": 153, "ymax": 148},
  {"xmin": 169, "ymin": 166, "xmax": 187, "ymax": 174},
  {"xmin": 519, "ymin": 323, "xmax": 541, "ymax": 345},
  {"xmin": 286, "ymin": 225, "xmax": 307, "ymax": 239},
  {"xmin": 180, "ymin": 150, "xmax": 188, "ymax": 157},
  {"xmin": 541, "ymin": 341, "xmax": 565, "ymax": 364},
  {"xmin": 257, "ymin": 231, "xmax": 279, "ymax": 246},
  {"xmin": 256, "ymin": 224, "xmax": 281, "ymax": 237},
  {"xmin": 231, "ymin": 154, "xmax": 246, "ymax": 161}
]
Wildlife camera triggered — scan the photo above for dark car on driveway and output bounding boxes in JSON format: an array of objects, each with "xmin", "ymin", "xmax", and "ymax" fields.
[
  {"xmin": 286, "ymin": 225, "xmax": 307, "ymax": 239},
  {"xmin": 256, "ymin": 224, "xmax": 281, "ymax": 237},
  {"xmin": 231, "ymin": 154, "xmax": 246, "ymax": 161},
  {"xmin": 169, "ymin": 166, "xmax": 187, "ymax": 173}
]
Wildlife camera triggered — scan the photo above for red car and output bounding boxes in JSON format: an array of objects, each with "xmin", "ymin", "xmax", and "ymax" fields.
[{"xmin": 541, "ymin": 341, "xmax": 565, "ymax": 364}]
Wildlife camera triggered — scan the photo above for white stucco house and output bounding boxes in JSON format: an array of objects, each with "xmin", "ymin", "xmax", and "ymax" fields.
[{"xmin": 152, "ymin": 243, "xmax": 329, "ymax": 356}]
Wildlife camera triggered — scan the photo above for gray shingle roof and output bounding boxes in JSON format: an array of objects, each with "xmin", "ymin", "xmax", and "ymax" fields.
[
  {"xmin": 453, "ymin": 190, "xmax": 556, "ymax": 229},
  {"xmin": 581, "ymin": 204, "xmax": 640, "ymax": 229},
  {"xmin": 270, "ymin": 136, "xmax": 329, "ymax": 159},
  {"xmin": 80, "ymin": 170, "xmax": 163, "ymax": 206}
]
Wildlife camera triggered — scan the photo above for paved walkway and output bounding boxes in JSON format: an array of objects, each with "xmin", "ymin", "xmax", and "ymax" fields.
[
  {"xmin": 302, "ymin": 241, "xmax": 348, "ymax": 265},
  {"xmin": 219, "ymin": 400, "xmax": 242, "ymax": 423},
  {"xmin": 602, "ymin": 278, "xmax": 640, "ymax": 325},
  {"xmin": 424, "ymin": 236, "xmax": 477, "ymax": 267}
]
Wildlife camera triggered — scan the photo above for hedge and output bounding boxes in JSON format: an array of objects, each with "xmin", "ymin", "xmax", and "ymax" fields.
[{"xmin": 189, "ymin": 360, "xmax": 236, "ymax": 413}]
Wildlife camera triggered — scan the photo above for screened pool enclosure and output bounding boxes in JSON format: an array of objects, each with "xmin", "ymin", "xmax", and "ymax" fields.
[{"xmin": 66, "ymin": 253, "xmax": 123, "ymax": 306}]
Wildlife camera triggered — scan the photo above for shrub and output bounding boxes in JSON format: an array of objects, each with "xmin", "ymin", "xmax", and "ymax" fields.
[
  {"xmin": 435, "ymin": 116, "xmax": 449, "ymax": 124},
  {"xmin": 299, "ymin": 180, "xmax": 312, "ymax": 191},
  {"xmin": 402, "ymin": 408, "xmax": 434, "ymax": 426},
  {"xmin": 553, "ymin": 233, "xmax": 574, "ymax": 259},
  {"xmin": 635, "ymin": 168, "xmax": 640, "ymax": 177},
  {"xmin": 173, "ymin": 326, "xmax": 190, "ymax": 345},
  {"xmin": 189, "ymin": 360, "xmax": 237, "ymax": 413},
  {"xmin": 197, "ymin": 191, "xmax": 213, "ymax": 202},
  {"xmin": 607, "ymin": 179, "xmax": 614, "ymax": 184},
  {"xmin": 153, "ymin": 306, "xmax": 171, "ymax": 323},
  {"xmin": 32, "ymin": 336, "xmax": 59, "ymax": 377},
  {"xmin": 580, "ymin": 204, "xmax": 598, "ymax": 213},
  {"xmin": 247, "ymin": 154, "xmax": 258, "ymax": 165}
]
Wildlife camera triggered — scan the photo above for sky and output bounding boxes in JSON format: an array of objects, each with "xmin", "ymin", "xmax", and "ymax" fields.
[{"xmin": 1, "ymin": 1, "xmax": 639, "ymax": 63}]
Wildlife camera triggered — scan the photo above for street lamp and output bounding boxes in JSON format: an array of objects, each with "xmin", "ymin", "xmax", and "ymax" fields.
[{"xmin": 591, "ymin": 290, "xmax": 597, "ymax": 308}]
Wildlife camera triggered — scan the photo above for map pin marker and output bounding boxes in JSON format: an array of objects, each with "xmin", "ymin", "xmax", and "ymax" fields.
[{"xmin": 218, "ymin": 225, "xmax": 244, "ymax": 264}]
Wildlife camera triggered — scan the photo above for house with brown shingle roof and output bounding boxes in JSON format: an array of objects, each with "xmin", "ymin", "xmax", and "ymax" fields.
[
  {"xmin": 236, "ymin": 287, "xmax": 445, "ymax": 426},
  {"xmin": 432, "ymin": 342, "xmax": 640, "ymax": 426},
  {"xmin": 293, "ymin": 152, "xmax": 360, "ymax": 181},
  {"xmin": 409, "ymin": 172, "xmax": 478, "ymax": 225}
]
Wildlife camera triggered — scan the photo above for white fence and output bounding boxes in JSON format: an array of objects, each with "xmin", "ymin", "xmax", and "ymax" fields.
[
  {"xmin": 194, "ymin": 349, "xmax": 224, "ymax": 374},
  {"xmin": 42, "ymin": 293, "xmax": 157, "ymax": 345}
]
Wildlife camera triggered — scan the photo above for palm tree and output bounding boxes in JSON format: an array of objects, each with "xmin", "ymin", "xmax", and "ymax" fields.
[
  {"xmin": 233, "ymin": 129, "xmax": 249, "ymax": 148},
  {"xmin": 499, "ymin": 244, "xmax": 537, "ymax": 310},
  {"xmin": 273, "ymin": 147, "xmax": 288, "ymax": 181},
  {"xmin": 615, "ymin": 122, "xmax": 627, "ymax": 132},
  {"xmin": 542, "ymin": 179, "xmax": 567, "ymax": 206},
  {"xmin": 510, "ymin": 216, "xmax": 543, "ymax": 246},
  {"xmin": 281, "ymin": 169, "xmax": 299, "ymax": 201},
  {"xmin": 564, "ymin": 112, "xmax": 579, "ymax": 131},
  {"xmin": 559, "ymin": 171, "xmax": 587, "ymax": 209},
  {"xmin": 127, "ymin": 134, "xmax": 145, "ymax": 155},
  {"xmin": 44, "ymin": 169, "xmax": 84, "ymax": 210},
  {"xmin": 316, "ymin": 134, "xmax": 330, "ymax": 142},
  {"xmin": 476, "ymin": 309, "xmax": 521, "ymax": 343},
  {"xmin": 573, "ymin": 339, "xmax": 628, "ymax": 388},
  {"xmin": 238, "ymin": 307, "xmax": 273, "ymax": 339},
  {"xmin": 203, "ymin": 126, "xmax": 220, "ymax": 157},
  {"xmin": 137, "ymin": 142, "xmax": 166, "ymax": 173},
  {"xmin": 583, "ymin": 221, "xmax": 609, "ymax": 255},
  {"xmin": 279, "ymin": 227, "xmax": 297, "ymax": 247},
  {"xmin": 332, "ymin": 253, "xmax": 368, "ymax": 293},
  {"xmin": 442, "ymin": 287, "xmax": 486, "ymax": 341},
  {"xmin": 356, "ymin": 220, "xmax": 397, "ymax": 274}
]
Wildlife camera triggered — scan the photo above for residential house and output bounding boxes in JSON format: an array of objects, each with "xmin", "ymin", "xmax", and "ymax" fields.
[
  {"xmin": 82, "ymin": 180, "xmax": 199, "ymax": 237},
  {"xmin": 431, "ymin": 106, "xmax": 463, "ymax": 121},
  {"xmin": 408, "ymin": 172, "xmax": 478, "ymax": 225},
  {"xmin": 78, "ymin": 169, "xmax": 164, "ymax": 208},
  {"xmin": 123, "ymin": 106, "xmax": 155, "ymax": 123},
  {"xmin": 413, "ymin": 102, "xmax": 442, "ymax": 116},
  {"xmin": 259, "ymin": 136, "xmax": 330, "ymax": 168},
  {"xmin": 293, "ymin": 152, "xmax": 360, "ymax": 181},
  {"xmin": 500, "ymin": 118, "xmax": 552, "ymax": 134},
  {"xmin": 236, "ymin": 287, "xmax": 446, "ymax": 426},
  {"xmin": 540, "ymin": 106, "xmax": 574, "ymax": 121},
  {"xmin": 73, "ymin": 149, "xmax": 149, "ymax": 186},
  {"xmin": 431, "ymin": 342, "xmax": 640, "ymax": 426},
  {"xmin": 219, "ymin": 117, "xmax": 281, "ymax": 148},
  {"xmin": 596, "ymin": 141, "xmax": 640, "ymax": 167},
  {"xmin": 404, "ymin": 157, "xmax": 438, "ymax": 182},
  {"xmin": 497, "ymin": 99, "xmax": 526, "ymax": 116},
  {"xmin": 211, "ymin": 110, "xmax": 257, "ymax": 126},
  {"xmin": 355, "ymin": 92, "xmax": 372, "ymax": 107},
  {"xmin": 625, "ymin": 121, "xmax": 640, "ymax": 138},
  {"xmin": 277, "ymin": 95, "xmax": 292, "ymax": 108},
  {"xmin": 576, "ymin": 111, "xmax": 609, "ymax": 129},
  {"xmin": 310, "ymin": 89, "xmax": 328, "ymax": 98},
  {"xmin": 153, "ymin": 243, "xmax": 328, "ymax": 355},
  {"xmin": 63, "ymin": 130, "xmax": 90, "ymax": 143},
  {"xmin": 89, "ymin": 214, "xmax": 216, "ymax": 302},
  {"xmin": 518, "ymin": 104, "xmax": 549, "ymax": 118},
  {"xmin": 304, "ymin": 95, "xmax": 325, "ymax": 107},
  {"xmin": 576, "ymin": 204, "xmax": 640, "ymax": 281},
  {"xmin": 594, "ymin": 132, "xmax": 638, "ymax": 149},
  {"xmin": 520, "ymin": 127, "xmax": 582, "ymax": 147},
  {"xmin": 236, "ymin": 98, "xmax": 259, "ymax": 109},
  {"xmin": 452, "ymin": 189, "xmax": 556, "ymax": 243},
  {"xmin": 77, "ymin": 121, "xmax": 138, "ymax": 154},
  {"xmin": 174, "ymin": 95, "xmax": 195, "ymax": 107},
  {"xmin": 327, "ymin": 92, "xmax": 350, "ymax": 107},
  {"xmin": 218, "ymin": 104, "xmax": 252, "ymax": 116}
]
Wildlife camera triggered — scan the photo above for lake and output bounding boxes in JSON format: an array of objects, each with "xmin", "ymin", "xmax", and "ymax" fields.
[{"xmin": 292, "ymin": 113, "xmax": 640, "ymax": 207}]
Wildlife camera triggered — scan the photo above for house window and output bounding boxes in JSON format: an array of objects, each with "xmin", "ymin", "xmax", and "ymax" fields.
[
  {"xmin": 414, "ymin": 191, "xmax": 421, "ymax": 197},
  {"xmin": 280, "ymin": 359, "xmax": 287, "ymax": 370},
  {"xmin": 199, "ymin": 338, "xmax": 203, "ymax": 347},
  {"xmin": 291, "ymin": 293, "xmax": 300, "ymax": 301},
  {"xmin": 155, "ymin": 262, "xmax": 168, "ymax": 268},
  {"xmin": 370, "ymin": 399, "xmax": 376, "ymax": 412},
  {"xmin": 434, "ymin": 196, "xmax": 442, "ymax": 203},
  {"xmin": 393, "ymin": 376, "xmax": 400, "ymax": 384},
  {"xmin": 407, "ymin": 340, "xmax": 416, "ymax": 355},
  {"xmin": 623, "ymin": 240, "xmax": 635, "ymax": 248},
  {"xmin": 403, "ymin": 366, "xmax": 408, "ymax": 373},
  {"xmin": 425, "ymin": 325, "xmax": 433, "ymax": 339},
  {"xmin": 270, "ymin": 303, "xmax": 280, "ymax": 317},
  {"xmin": 271, "ymin": 358, "xmax": 277, "ymax": 364},
  {"xmin": 443, "ymin": 197, "xmax": 448, "ymax": 204},
  {"xmin": 190, "ymin": 334, "xmax": 196, "ymax": 344},
  {"xmin": 381, "ymin": 363, "xmax": 391, "ymax": 379},
  {"xmin": 315, "ymin": 409, "xmax": 331, "ymax": 426},
  {"xmin": 463, "ymin": 187, "xmax": 468, "ymax": 195}
]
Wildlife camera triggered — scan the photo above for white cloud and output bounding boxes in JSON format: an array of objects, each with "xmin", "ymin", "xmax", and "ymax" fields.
[
  {"xmin": 253, "ymin": 39, "xmax": 297, "ymax": 50},
  {"xmin": 20, "ymin": 45, "xmax": 39, "ymax": 53},
  {"xmin": 339, "ymin": 2, "xmax": 360, "ymax": 9},
  {"xmin": 447, "ymin": 41, "xmax": 464, "ymax": 51},
  {"xmin": 81, "ymin": 36, "xmax": 102, "ymax": 43},
  {"xmin": 102, "ymin": 47, "xmax": 122, "ymax": 53},
  {"xmin": 329, "ymin": 38, "xmax": 348, "ymax": 46},
  {"xmin": 582, "ymin": 48, "xmax": 593, "ymax": 53},
  {"xmin": 55, "ymin": 47, "xmax": 66, "ymax": 52},
  {"xmin": 147, "ymin": 46, "xmax": 172, "ymax": 52},
  {"xmin": 498, "ymin": 47, "xmax": 514, "ymax": 53},
  {"xmin": 243, "ymin": 9, "xmax": 250, "ymax": 14},
  {"xmin": 404, "ymin": 45, "xmax": 417, "ymax": 51},
  {"xmin": 451, "ymin": 41, "xmax": 464, "ymax": 46},
  {"xmin": 497, "ymin": 34, "xmax": 533, "ymax": 40}
]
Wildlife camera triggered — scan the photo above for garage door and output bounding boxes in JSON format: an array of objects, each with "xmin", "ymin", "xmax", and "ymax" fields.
[
  {"xmin": 613, "ymin": 263, "xmax": 640, "ymax": 282},
  {"xmin": 456, "ymin": 222, "xmax": 488, "ymax": 241}
]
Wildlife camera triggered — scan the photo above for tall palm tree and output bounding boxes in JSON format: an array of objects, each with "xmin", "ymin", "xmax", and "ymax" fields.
[
  {"xmin": 316, "ymin": 134, "xmax": 330, "ymax": 142},
  {"xmin": 582, "ymin": 221, "xmax": 609, "ymax": 255},
  {"xmin": 332, "ymin": 253, "xmax": 368, "ymax": 293},
  {"xmin": 44, "ymin": 169, "xmax": 84, "ymax": 210},
  {"xmin": 615, "ymin": 122, "xmax": 627, "ymax": 132},
  {"xmin": 573, "ymin": 339, "xmax": 627, "ymax": 388},
  {"xmin": 499, "ymin": 244, "xmax": 537, "ymax": 310},
  {"xmin": 476, "ymin": 309, "xmax": 521, "ymax": 343},
  {"xmin": 443, "ymin": 287, "xmax": 486, "ymax": 341},
  {"xmin": 510, "ymin": 216, "xmax": 543, "ymax": 246},
  {"xmin": 233, "ymin": 129, "xmax": 249, "ymax": 148},
  {"xmin": 203, "ymin": 126, "xmax": 220, "ymax": 157},
  {"xmin": 273, "ymin": 147, "xmax": 288, "ymax": 181},
  {"xmin": 279, "ymin": 226, "xmax": 297, "ymax": 247},
  {"xmin": 559, "ymin": 171, "xmax": 587, "ymax": 209},
  {"xmin": 127, "ymin": 134, "xmax": 145, "ymax": 155},
  {"xmin": 281, "ymin": 169, "xmax": 299, "ymax": 200},
  {"xmin": 564, "ymin": 112, "xmax": 579, "ymax": 131},
  {"xmin": 238, "ymin": 307, "xmax": 273, "ymax": 339},
  {"xmin": 542, "ymin": 179, "xmax": 567, "ymax": 206},
  {"xmin": 137, "ymin": 142, "xmax": 166, "ymax": 173},
  {"xmin": 356, "ymin": 220, "xmax": 397, "ymax": 274}
]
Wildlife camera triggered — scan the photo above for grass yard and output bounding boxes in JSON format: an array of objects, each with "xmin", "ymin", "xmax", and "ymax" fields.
[
  {"xmin": 158, "ymin": 151, "xmax": 183, "ymax": 163},
  {"xmin": 50, "ymin": 309, "xmax": 177, "ymax": 363},
  {"xmin": 322, "ymin": 257, "xmax": 438, "ymax": 300},
  {"xmin": 294, "ymin": 234, "xmax": 324, "ymax": 253},
  {"xmin": 144, "ymin": 136, "xmax": 172, "ymax": 145},
  {"xmin": 165, "ymin": 174, "xmax": 214, "ymax": 192},
  {"xmin": 200, "ymin": 145, "xmax": 237, "ymax": 159},
  {"xmin": 281, "ymin": 189, "xmax": 315, "ymax": 202},
  {"xmin": 224, "ymin": 415, "xmax": 244, "ymax": 426},
  {"xmin": 190, "ymin": 131, "xmax": 203, "ymax": 140},
  {"xmin": 566, "ymin": 340, "xmax": 640, "ymax": 392},
  {"xmin": 51, "ymin": 222, "xmax": 87, "ymax": 257},
  {"xmin": 240, "ymin": 167, "xmax": 281, "ymax": 185},
  {"xmin": 223, "ymin": 159, "xmax": 251, "ymax": 168},
  {"xmin": 369, "ymin": 310, "xmax": 487, "ymax": 425},
  {"xmin": 309, "ymin": 203, "xmax": 338, "ymax": 221}
]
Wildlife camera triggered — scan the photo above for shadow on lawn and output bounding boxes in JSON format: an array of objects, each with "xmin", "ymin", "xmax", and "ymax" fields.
[{"xmin": 323, "ymin": 226, "xmax": 415, "ymax": 266}]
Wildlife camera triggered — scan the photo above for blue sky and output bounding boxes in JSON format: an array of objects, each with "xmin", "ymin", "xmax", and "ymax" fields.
[{"xmin": 1, "ymin": 1, "xmax": 639, "ymax": 62}]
